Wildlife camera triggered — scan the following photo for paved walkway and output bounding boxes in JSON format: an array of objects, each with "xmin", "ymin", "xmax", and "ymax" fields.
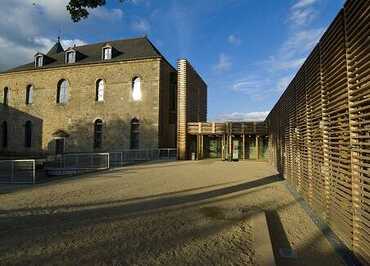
[{"xmin": 0, "ymin": 160, "xmax": 344, "ymax": 265}]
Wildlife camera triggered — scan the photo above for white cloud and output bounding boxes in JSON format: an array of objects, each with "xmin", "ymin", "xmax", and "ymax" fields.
[
  {"xmin": 61, "ymin": 39, "xmax": 87, "ymax": 49},
  {"xmin": 264, "ymin": 55, "xmax": 305, "ymax": 71},
  {"xmin": 232, "ymin": 78, "xmax": 269, "ymax": 93},
  {"xmin": 90, "ymin": 8, "xmax": 123, "ymax": 21},
  {"xmin": 0, "ymin": 35, "xmax": 87, "ymax": 71},
  {"xmin": 260, "ymin": 4, "xmax": 324, "ymax": 92},
  {"xmin": 230, "ymin": 76, "xmax": 272, "ymax": 101},
  {"xmin": 131, "ymin": 19, "xmax": 151, "ymax": 32},
  {"xmin": 216, "ymin": 111, "xmax": 269, "ymax": 122},
  {"xmin": 0, "ymin": 0, "xmax": 113, "ymax": 71},
  {"xmin": 276, "ymin": 76, "xmax": 293, "ymax": 92},
  {"xmin": 289, "ymin": 0, "xmax": 319, "ymax": 26},
  {"xmin": 222, "ymin": 0, "xmax": 324, "ymax": 102},
  {"xmin": 292, "ymin": 0, "xmax": 318, "ymax": 9},
  {"xmin": 228, "ymin": 34, "xmax": 241, "ymax": 45},
  {"xmin": 27, "ymin": 0, "xmax": 70, "ymax": 22},
  {"xmin": 214, "ymin": 53, "xmax": 232, "ymax": 72},
  {"xmin": 264, "ymin": 27, "xmax": 324, "ymax": 71}
]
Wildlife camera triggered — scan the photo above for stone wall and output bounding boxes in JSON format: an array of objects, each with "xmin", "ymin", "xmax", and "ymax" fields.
[
  {"xmin": 0, "ymin": 58, "xmax": 176, "ymax": 155},
  {"xmin": 159, "ymin": 60, "xmax": 177, "ymax": 148}
]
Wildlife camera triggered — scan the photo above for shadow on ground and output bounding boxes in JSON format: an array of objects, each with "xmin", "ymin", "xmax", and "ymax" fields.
[{"xmin": 0, "ymin": 164, "xmax": 344, "ymax": 266}]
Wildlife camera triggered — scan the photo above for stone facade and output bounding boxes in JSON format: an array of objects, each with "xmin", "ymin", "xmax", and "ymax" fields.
[
  {"xmin": 0, "ymin": 57, "xmax": 177, "ymax": 156},
  {"xmin": 0, "ymin": 37, "xmax": 208, "ymax": 158}
]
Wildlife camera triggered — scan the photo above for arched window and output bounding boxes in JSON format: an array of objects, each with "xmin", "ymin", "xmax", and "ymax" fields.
[
  {"xmin": 25, "ymin": 121, "xmax": 32, "ymax": 148},
  {"xmin": 26, "ymin": 85, "xmax": 33, "ymax": 105},
  {"xmin": 57, "ymin": 80, "xmax": 69, "ymax": 104},
  {"xmin": 1, "ymin": 121, "xmax": 7, "ymax": 148},
  {"xmin": 96, "ymin": 79, "xmax": 104, "ymax": 102},
  {"xmin": 3, "ymin": 87, "xmax": 9, "ymax": 105},
  {"xmin": 130, "ymin": 118, "xmax": 140, "ymax": 149},
  {"xmin": 94, "ymin": 119, "xmax": 103, "ymax": 149},
  {"xmin": 132, "ymin": 77, "xmax": 142, "ymax": 101}
]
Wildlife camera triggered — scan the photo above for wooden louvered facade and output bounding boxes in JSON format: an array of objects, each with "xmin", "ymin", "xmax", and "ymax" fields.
[
  {"xmin": 266, "ymin": 0, "xmax": 370, "ymax": 263},
  {"xmin": 177, "ymin": 59, "xmax": 207, "ymax": 160}
]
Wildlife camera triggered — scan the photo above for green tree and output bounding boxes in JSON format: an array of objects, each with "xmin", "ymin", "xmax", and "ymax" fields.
[{"xmin": 66, "ymin": 0, "xmax": 125, "ymax": 22}]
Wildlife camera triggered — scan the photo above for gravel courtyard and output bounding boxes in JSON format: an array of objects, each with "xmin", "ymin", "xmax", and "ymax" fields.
[{"xmin": 0, "ymin": 160, "xmax": 344, "ymax": 266}]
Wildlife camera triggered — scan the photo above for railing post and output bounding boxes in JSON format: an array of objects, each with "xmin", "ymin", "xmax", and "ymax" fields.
[
  {"xmin": 32, "ymin": 160, "xmax": 36, "ymax": 184},
  {"xmin": 11, "ymin": 161, "xmax": 14, "ymax": 184}
]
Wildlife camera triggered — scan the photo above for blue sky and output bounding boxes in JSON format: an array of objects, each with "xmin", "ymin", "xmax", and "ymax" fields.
[{"xmin": 0, "ymin": 0, "xmax": 344, "ymax": 121}]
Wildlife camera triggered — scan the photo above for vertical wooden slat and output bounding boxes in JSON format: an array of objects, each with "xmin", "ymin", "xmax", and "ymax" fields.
[
  {"xmin": 265, "ymin": 0, "xmax": 370, "ymax": 263},
  {"xmin": 344, "ymin": 0, "xmax": 370, "ymax": 263},
  {"xmin": 177, "ymin": 59, "xmax": 187, "ymax": 160}
]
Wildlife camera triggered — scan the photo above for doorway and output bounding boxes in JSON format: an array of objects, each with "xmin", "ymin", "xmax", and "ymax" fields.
[{"xmin": 55, "ymin": 138, "xmax": 65, "ymax": 154}]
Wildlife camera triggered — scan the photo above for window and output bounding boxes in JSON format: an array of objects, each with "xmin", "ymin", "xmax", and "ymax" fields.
[
  {"xmin": 132, "ymin": 77, "xmax": 142, "ymax": 101},
  {"xmin": 1, "ymin": 121, "xmax": 7, "ymax": 148},
  {"xmin": 66, "ymin": 51, "xmax": 76, "ymax": 64},
  {"xmin": 3, "ymin": 87, "xmax": 9, "ymax": 105},
  {"xmin": 130, "ymin": 118, "xmax": 140, "ymax": 149},
  {"xmin": 57, "ymin": 80, "xmax": 69, "ymax": 104},
  {"xmin": 94, "ymin": 119, "xmax": 103, "ymax": 149},
  {"xmin": 96, "ymin": 79, "xmax": 104, "ymax": 102},
  {"xmin": 35, "ymin": 55, "xmax": 43, "ymax": 67},
  {"xmin": 103, "ymin": 47, "xmax": 112, "ymax": 60},
  {"xmin": 26, "ymin": 85, "xmax": 33, "ymax": 105},
  {"xmin": 24, "ymin": 121, "xmax": 32, "ymax": 148}
]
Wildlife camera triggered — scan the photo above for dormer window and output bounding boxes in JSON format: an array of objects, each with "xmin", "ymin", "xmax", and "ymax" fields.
[
  {"xmin": 66, "ymin": 51, "xmax": 76, "ymax": 64},
  {"xmin": 102, "ymin": 47, "xmax": 112, "ymax": 60},
  {"xmin": 35, "ymin": 55, "xmax": 43, "ymax": 67}
]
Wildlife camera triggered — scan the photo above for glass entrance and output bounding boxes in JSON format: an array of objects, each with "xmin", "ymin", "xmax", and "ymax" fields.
[
  {"xmin": 208, "ymin": 137, "xmax": 222, "ymax": 158},
  {"xmin": 247, "ymin": 135, "xmax": 257, "ymax": 159}
]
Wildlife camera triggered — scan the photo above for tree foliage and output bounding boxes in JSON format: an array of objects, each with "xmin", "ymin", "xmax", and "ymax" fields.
[{"xmin": 67, "ymin": 0, "xmax": 125, "ymax": 22}]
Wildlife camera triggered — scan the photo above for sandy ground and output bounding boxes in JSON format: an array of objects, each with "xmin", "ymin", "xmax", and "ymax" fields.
[{"xmin": 0, "ymin": 160, "xmax": 344, "ymax": 266}]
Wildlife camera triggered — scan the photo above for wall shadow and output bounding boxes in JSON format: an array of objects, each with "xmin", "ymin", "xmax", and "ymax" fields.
[
  {"xmin": 0, "ymin": 171, "xmax": 347, "ymax": 265},
  {"xmin": 0, "ymin": 103, "xmax": 43, "ymax": 157},
  {"xmin": 0, "ymin": 174, "xmax": 282, "ymax": 220}
]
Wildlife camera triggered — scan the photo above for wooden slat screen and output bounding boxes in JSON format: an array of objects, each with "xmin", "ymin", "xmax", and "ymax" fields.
[
  {"xmin": 266, "ymin": 0, "xmax": 369, "ymax": 263},
  {"xmin": 345, "ymin": 0, "xmax": 370, "ymax": 262}
]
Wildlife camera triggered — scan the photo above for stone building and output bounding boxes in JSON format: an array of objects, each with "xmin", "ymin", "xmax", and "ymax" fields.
[{"xmin": 0, "ymin": 37, "xmax": 207, "ymax": 157}]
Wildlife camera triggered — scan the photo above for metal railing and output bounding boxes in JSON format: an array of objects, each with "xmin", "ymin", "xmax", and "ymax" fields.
[
  {"xmin": 159, "ymin": 148, "xmax": 177, "ymax": 160},
  {"xmin": 0, "ymin": 160, "xmax": 36, "ymax": 184},
  {"xmin": 46, "ymin": 153, "xmax": 109, "ymax": 174},
  {"xmin": 110, "ymin": 148, "xmax": 177, "ymax": 167}
]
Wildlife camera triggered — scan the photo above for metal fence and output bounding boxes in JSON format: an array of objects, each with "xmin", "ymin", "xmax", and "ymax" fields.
[
  {"xmin": 0, "ymin": 149, "xmax": 177, "ymax": 182},
  {"xmin": 110, "ymin": 148, "xmax": 177, "ymax": 167},
  {"xmin": 0, "ymin": 160, "xmax": 36, "ymax": 184},
  {"xmin": 159, "ymin": 148, "xmax": 177, "ymax": 160},
  {"xmin": 46, "ymin": 153, "xmax": 109, "ymax": 176},
  {"xmin": 266, "ymin": 0, "xmax": 369, "ymax": 264}
]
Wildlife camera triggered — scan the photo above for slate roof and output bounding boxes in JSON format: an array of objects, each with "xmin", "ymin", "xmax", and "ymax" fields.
[
  {"xmin": 47, "ymin": 40, "xmax": 64, "ymax": 55},
  {"xmin": 1, "ymin": 37, "xmax": 166, "ymax": 74}
]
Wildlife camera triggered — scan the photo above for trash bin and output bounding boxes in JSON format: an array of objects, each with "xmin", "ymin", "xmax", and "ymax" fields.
[{"xmin": 191, "ymin": 152, "xmax": 196, "ymax": 160}]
